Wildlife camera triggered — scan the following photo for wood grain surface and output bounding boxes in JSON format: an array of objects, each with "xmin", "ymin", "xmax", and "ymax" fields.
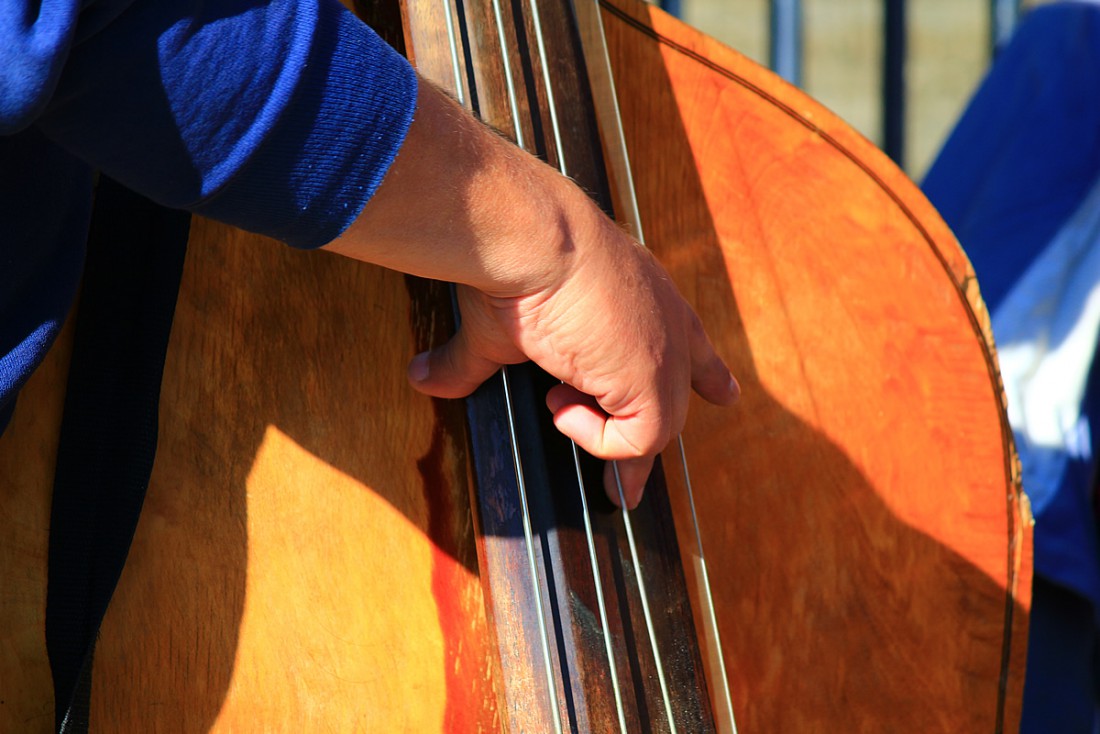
[
  {"xmin": 600, "ymin": 2, "xmax": 1031, "ymax": 731},
  {"xmin": 0, "ymin": 221, "xmax": 504, "ymax": 732},
  {"xmin": 0, "ymin": 0, "xmax": 1030, "ymax": 731}
]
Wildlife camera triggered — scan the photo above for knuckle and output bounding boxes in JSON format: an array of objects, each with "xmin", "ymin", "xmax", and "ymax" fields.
[
  {"xmin": 629, "ymin": 424, "xmax": 670, "ymax": 458},
  {"xmin": 615, "ymin": 429, "xmax": 650, "ymax": 460}
]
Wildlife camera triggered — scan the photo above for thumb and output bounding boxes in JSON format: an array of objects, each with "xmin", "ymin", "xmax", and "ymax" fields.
[{"xmin": 407, "ymin": 328, "xmax": 505, "ymax": 399}]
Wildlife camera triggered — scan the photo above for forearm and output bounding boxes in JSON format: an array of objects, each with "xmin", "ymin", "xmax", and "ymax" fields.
[
  {"xmin": 325, "ymin": 78, "xmax": 600, "ymax": 299},
  {"xmin": 324, "ymin": 77, "xmax": 737, "ymax": 506}
]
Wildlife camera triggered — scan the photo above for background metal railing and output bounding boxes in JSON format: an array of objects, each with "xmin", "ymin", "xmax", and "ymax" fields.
[{"xmin": 653, "ymin": 0, "xmax": 1026, "ymax": 175}]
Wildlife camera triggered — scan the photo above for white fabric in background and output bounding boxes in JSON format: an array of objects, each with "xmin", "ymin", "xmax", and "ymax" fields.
[{"xmin": 994, "ymin": 174, "xmax": 1100, "ymax": 512}]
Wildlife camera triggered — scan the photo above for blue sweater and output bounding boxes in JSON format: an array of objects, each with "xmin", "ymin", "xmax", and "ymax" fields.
[{"xmin": 0, "ymin": 0, "xmax": 418, "ymax": 430}]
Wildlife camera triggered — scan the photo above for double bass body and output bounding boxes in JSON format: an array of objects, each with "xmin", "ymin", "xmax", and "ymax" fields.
[{"xmin": 0, "ymin": 0, "xmax": 1030, "ymax": 730}]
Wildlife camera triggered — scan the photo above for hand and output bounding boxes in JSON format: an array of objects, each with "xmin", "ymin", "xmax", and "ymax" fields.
[
  {"xmin": 407, "ymin": 214, "xmax": 737, "ymax": 507},
  {"xmin": 326, "ymin": 77, "xmax": 738, "ymax": 507}
]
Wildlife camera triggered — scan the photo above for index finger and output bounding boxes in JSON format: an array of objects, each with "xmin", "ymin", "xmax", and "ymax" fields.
[{"xmin": 688, "ymin": 310, "xmax": 740, "ymax": 406}]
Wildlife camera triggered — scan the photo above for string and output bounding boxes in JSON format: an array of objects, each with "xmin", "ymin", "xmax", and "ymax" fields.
[
  {"xmin": 612, "ymin": 464, "xmax": 678, "ymax": 734},
  {"xmin": 506, "ymin": 0, "xmax": 630, "ymax": 728},
  {"xmin": 525, "ymin": 0, "xmax": 568, "ymax": 177},
  {"xmin": 570, "ymin": 1, "xmax": 739, "ymax": 731},
  {"xmin": 677, "ymin": 439, "xmax": 738, "ymax": 734},
  {"xmin": 524, "ymin": 0, "xmax": 680, "ymax": 729},
  {"xmin": 441, "ymin": 0, "xmax": 465, "ymax": 102},
  {"xmin": 439, "ymin": 0, "xmax": 564, "ymax": 730},
  {"xmin": 445, "ymin": 0, "xmax": 719, "ymax": 729},
  {"xmin": 571, "ymin": 440, "xmax": 630, "ymax": 733},
  {"xmin": 501, "ymin": 369, "xmax": 566, "ymax": 734}
]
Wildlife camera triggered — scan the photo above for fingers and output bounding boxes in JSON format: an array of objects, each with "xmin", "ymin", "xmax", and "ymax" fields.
[
  {"xmin": 407, "ymin": 329, "xmax": 506, "ymax": 399},
  {"xmin": 604, "ymin": 456, "xmax": 655, "ymax": 510},
  {"xmin": 407, "ymin": 245, "xmax": 737, "ymax": 513},
  {"xmin": 544, "ymin": 305, "xmax": 737, "ymax": 506},
  {"xmin": 546, "ymin": 383, "xmax": 664, "ymax": 511},
  {"xmin": 545, "ymin": 384, "xmax": 656, "ymax": 508},
  {"xmin": 545, "ymin": 384, "xmax": 669, "ymax": 459},
  {"xmin": 688, "ymin": 311, "xmax": 740, "ymax": 406}
]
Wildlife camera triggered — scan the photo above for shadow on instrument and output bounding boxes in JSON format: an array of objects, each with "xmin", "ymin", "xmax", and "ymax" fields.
[
  {"xmin": 0, "ymin": 1, "xmax": 1030, "ymax": 731},
  {"xmin": 600, "ymin": 4, "xmax": 1031, "ymax": 731}
]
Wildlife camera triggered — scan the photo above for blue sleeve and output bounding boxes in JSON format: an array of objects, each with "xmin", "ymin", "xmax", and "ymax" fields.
[
  {"xmin": 921, "ymin": 2, "xmax": 1100, "ymax": 311},
  {"xmin": 2, "ymin": 0, "xmax": 417, "ymax": 248},
  {"xmin": 0, "ymin": 1, "xmax": 82, "ymax": 133},
  {"xmin": 0, "ymin": 0, "xmax": 417, "ymax": 430}
]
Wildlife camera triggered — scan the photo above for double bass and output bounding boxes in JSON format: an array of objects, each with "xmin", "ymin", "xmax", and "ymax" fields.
[{"xmin": 0, "ymin": 0, "xmax": 1031, "ymax": 730}]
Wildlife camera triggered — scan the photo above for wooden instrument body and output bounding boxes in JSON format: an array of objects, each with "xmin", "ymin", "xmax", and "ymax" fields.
[
  {"xmin": 600, "ymin": 4, "xmax": 1031, "ymax": 730},
  {"xmin": 0, "ymin": 0, "xmax": 1030, "ymax": 731}
]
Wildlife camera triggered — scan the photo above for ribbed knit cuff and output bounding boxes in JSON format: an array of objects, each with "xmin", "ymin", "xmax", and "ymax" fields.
[{"xmin": 193, "ymin": 0, "xmax": 417, "ymax": 249}]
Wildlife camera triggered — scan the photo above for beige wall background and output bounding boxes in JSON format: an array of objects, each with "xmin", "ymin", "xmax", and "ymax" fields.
[{"xmin": 674, "ymin": 0, "xmax": 1047, "ymax": 180}]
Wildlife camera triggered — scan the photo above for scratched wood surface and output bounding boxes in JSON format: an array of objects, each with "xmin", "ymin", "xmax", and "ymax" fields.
[{"xmin": 599, "ymin": 1, "xmax": 1032, "ymax": 731}]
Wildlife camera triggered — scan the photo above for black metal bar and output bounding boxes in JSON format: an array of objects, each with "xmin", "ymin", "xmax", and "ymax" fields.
[
  {"xmin": 882, "ymin": 0, "xmax": 907, "ymax": 168},
  {"xmin": 770, "ymin": 0, "xmax": 803, "ymax": 87}
]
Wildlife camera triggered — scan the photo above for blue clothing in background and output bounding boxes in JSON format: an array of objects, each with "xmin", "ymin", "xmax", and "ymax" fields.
[
  {"xmin": 0, "ymin": 0, "xmax": 418, "ymax": 430},
  {"xmin": 923, "ymin": 2, "xmax": 1100, "ymax": 731}
]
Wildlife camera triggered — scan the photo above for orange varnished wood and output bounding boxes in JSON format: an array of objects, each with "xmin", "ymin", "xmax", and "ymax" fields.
[
  {"xmin": 600, "ymin": 2, "xmax": 1031, "ymax": 731},
  {"xmin": 0, "ymin": 0, "xmax": 1031, "ymax": 731},
  {"xmin": 0, "ymin": 221, "xmax": 503, "ymax": 732},
  {"xmin": 0, "ymin": 320, "xmax": 73, "ymax": 731}
]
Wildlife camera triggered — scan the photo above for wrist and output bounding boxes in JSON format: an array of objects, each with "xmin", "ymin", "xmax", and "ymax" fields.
[{"xmin": 324, "ymin": 76, "xmax": 597, "ymax": 300}]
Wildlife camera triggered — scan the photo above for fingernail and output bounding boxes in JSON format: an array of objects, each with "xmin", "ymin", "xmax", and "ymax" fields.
[
  {"xmin": 728, "ymin": 373, "xmax": 741, "ymax": 401},
  {"xmin": 409, "ymin": 352, "xmax": 430, "ymax": 383}
]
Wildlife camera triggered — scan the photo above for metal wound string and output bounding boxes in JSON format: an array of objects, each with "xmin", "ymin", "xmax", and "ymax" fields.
[
  {"xmin": 441, "ymin": 0, "xmax": 466, "ymax": 102},
  {"xmin": 568, "ymin": 1, "xmax": 739, "ymax": 731},
  {"xmin": 527, "ymin": 0, "xmax": 678, "ymax": 729},
  {"xmin": 570, "ymin": 441, "xmax": 630, "ymax": 734},
  {"xmin": 677, "ymin": 438, "xmax": 737, "ymax": 733},
  {"xmin": 612, "ymin": 464, "xmax": 678, "ymax": 734},
  {"xmin": 440, "ymin": 1, "xmax": 564, "ymax": 730},
  {"xmin": 504, "ymin": 0, "xmax": 628, "ymax": 728},
  {"xmin": 501, "ymin": 368, "xmax": 566, "ymax": 734}
]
